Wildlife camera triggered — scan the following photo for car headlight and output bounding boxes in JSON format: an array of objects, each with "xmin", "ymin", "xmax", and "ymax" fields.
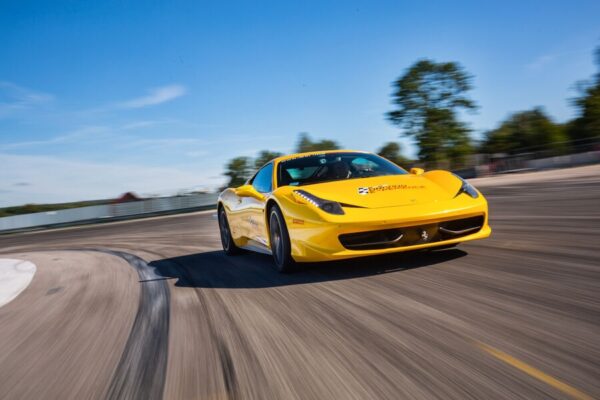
[
  {"xmin": 293, "ymin": 190, "xmax": 345, "ymax": 215},
  {"xmin": 453, "ymin": 175, "xmax": 479, "ymax": 199}
]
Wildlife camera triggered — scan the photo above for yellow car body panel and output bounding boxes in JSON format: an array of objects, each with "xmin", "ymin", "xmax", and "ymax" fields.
[{"xmin": 218, "ymin": 150, "xmax": 491, "ymax": 262}]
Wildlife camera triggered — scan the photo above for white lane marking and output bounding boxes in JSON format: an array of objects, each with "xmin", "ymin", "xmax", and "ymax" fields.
[{"xmin": 0, "ymin": 259, "xmax": 36, "ymax": 308}]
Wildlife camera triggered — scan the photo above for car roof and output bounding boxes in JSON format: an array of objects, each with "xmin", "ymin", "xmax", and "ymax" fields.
[{"xmin": 273, "ymin": 149, "xmax": 371, "ymax": 163}]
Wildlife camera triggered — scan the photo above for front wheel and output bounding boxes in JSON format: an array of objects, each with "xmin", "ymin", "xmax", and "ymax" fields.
[
  {"xmin": 269, "ymin": 205, "xmax": 295, "ymax": 272},
  {"xmin": 218, "ymin": 208, "xmax": 241, "ymax": 255}
]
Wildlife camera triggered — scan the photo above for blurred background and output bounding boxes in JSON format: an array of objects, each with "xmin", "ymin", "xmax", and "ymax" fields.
[{"xmin": 0, "ymin": 0, "xmax": 599, "ymax": 226}]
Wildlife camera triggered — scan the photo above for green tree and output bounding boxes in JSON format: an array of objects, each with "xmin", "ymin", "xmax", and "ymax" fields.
[
  {"xmin": 254, "ymin": 150, "xmax": 284, "ymax": 169},
  {"xmin": 387, "ymin": 59, "xmax": 476, "ymax": 168},
  {"xmin": 295, "ymin": 133, "xmax": 341, "ymax": 153},
  {"xmin": 377, "ymin": 142, "xmax": 410, "ymax": 167},
  {"xmin": 569, "ymin": 46, "xmax": 600, "ymax": 142},
  {"xmin": 481, "ymin": 108, "xmax": 568, "ymax": 155},
  {"xmin": 224, "ymin": 156, "xmax": 253, "ymax": 188}
]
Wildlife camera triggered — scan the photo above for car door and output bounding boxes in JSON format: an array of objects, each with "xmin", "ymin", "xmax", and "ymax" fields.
[
  {"xmin": 226, "ymin": 189, "xmax": 251, "ymax": 240},
  {"xmin": 246, "ymin": 162, "xmax": 273, "ymax": 247}
]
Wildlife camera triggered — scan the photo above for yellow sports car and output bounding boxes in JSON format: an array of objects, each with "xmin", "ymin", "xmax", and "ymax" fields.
[{"xmin": 218, "ymin": 150, "xmax": 491, "ymax": 272}]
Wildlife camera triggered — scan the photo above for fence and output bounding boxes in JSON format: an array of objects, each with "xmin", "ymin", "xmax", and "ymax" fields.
[
  {"xmin": 0, "ymin": 193, "xmax": 218, "ymax": 232},
  {"xmin": 451, "ymin": 137, "xmax": 600, "ymax": 178},
  {"xmin": 482, "ymin": 136, "xmax": 600, "ymax": 174}
]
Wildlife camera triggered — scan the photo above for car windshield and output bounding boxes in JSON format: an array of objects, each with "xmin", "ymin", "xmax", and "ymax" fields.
[{"xmin": 277, "ymin": 152, "xmax": 407, "ymax": 187}]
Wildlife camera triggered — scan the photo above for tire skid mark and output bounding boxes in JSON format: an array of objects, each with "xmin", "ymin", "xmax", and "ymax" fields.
[
  {"xmin": 79, "ymin": 249, "xmax": 170, "ymax": 400},
  {"xmin": 217, "ymin": 337, "xmax": 239, "ymax": 400},
  {"xmin": 157, "ymin": 257, "xmax": 254, "ymax": 400}
]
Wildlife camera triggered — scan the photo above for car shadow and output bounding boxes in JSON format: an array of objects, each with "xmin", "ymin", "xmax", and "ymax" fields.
[{"xmin": 149, "ymin": 248, "xmax": 467, "ymax": 289}]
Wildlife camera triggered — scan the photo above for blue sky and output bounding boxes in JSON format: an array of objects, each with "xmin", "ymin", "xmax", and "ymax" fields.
[{"xmin": 1, "ymin": 0, "xmax": 599, "ymax": 206}]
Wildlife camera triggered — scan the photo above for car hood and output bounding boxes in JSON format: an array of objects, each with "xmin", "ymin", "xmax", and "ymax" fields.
[{"xmin": 296, "ymin": 174, "xmax": 454, "ymax": 209}]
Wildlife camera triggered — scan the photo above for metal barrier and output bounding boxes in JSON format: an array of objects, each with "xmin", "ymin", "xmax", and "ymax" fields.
[
  {"xmin": 0, "ymin": 193, "xmax": 218, "ymax": 232},
  {"xmin": 527, "ymin": 150, "xmax": 600, "ymax": 170},
  {"xmin": 481, "ymin": 137, "xmax": 600, "ymax": 175}
]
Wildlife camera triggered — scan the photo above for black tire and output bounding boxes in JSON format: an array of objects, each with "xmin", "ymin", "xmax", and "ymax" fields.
[
  {"xmin": 269, "ymin": 205, "xmax": 296, "ymax": 272},
  {"xmin": 218, "ymin": 207, "xmax": 241, "ymax": 255}
]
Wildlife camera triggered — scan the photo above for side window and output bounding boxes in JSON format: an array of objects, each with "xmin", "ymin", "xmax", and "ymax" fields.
[{"xmin": 252, "ymin": 163, "xmax": 273, "ymax": 193}]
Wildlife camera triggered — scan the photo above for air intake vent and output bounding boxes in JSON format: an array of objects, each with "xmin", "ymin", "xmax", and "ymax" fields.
[{"xmin": 339, "ymin": 215, "xmax": 484, "ymax": 250}]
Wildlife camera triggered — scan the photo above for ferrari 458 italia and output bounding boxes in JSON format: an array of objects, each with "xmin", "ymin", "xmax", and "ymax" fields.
[{"xmin": 218, "ymin": 150, "xmax": 491, "ymax": 272}]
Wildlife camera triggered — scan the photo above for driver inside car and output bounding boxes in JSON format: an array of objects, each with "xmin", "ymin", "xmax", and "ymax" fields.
[{"xmin": 328, "ymin": 160, "xmax": 351, "ymax": 179}]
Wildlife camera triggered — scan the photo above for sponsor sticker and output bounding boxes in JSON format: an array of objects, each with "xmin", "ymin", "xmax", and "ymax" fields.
[{"xmin": 357, "ymin": 184, "xmax": 425, "ymax": 195}]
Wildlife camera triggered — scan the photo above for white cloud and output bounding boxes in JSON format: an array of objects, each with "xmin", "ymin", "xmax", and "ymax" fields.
[
  {"xmin": 120, "ymin": 120, "xmax": 165, "ymax": 130},
  {"xmin": 185, "ymin": 150, "xmax": 209, "ymax": 157},
  {"xmin": 121, "ymin": 137, "xmax": 205, "ymax": 148},
  {"xmin": 526, "ymin": 47, "xmax": 592, "ymax": 71},
  {"xmin": 526, "ymin": 54, "xmax": 558, "ymax": 70},
  {"xmin": 0, "ymin": 152, "xmax": 224, "ymax": 207},
  {"xmin": 1, "ymin": 126, "xmax": 108, "ymax": 149},
  {"xmin": 117, "ymin": 84, "xmax": 187, "ymax": 109},
  {"xmin": 0, "ymin": 120, "xmax": 182, "ymax": 150},
  {"xmin": 0, "ymin": 82, "xmax": 53, "ymax": 118}
]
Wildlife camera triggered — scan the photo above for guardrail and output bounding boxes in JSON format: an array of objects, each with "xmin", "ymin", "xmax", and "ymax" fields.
[
  {"xmin": 0, "ymin": 193, "xmax": 218, "ymax": 233},
  {"xmin": 453, "ymin": 150, "xmax": 600, "ymax": 178}
]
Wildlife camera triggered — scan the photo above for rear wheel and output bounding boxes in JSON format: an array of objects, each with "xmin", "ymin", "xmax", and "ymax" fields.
[
  {"xmin": 218, "ymin": 207, "xmax": 241, "ymax": 255},
  {"xmin": 269, "ymin": 205, "xmax": 295, "ymax": 272}
]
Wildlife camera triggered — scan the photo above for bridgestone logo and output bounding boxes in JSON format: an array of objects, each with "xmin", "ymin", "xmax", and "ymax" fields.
[{"xmin": 357, "ymin": 184, "xmax": 425, "ymax": 195}]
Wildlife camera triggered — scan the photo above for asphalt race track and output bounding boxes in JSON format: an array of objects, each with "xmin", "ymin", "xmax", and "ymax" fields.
[{"xmin": 1, "ymin": 168, "xmax": 599, "ymax": 400}]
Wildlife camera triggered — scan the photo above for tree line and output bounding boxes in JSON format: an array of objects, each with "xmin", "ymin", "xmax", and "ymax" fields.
[
  {"xmin": 224, "ymin": 46, "xmax": 600, "ymax": 187},
  {"xmin": 479, "ymin": 48, "xmax": 599, "ymax": 158}
]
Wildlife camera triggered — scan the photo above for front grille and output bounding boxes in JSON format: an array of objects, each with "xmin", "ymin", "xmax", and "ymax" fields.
[{"xmin": 339, "ymin": 215, "xmax": 484, "ymax": 250}]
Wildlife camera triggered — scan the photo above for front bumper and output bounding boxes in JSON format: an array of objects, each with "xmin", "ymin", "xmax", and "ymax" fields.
[{"xmin": 287, "ymin": 198, "xmax": 490, "ymax": 262}]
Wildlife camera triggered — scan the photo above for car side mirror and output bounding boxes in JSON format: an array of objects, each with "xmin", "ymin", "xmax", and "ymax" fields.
[
  {"xmin": 410, "ymin": 167, "xmax": 424, "ymax": 175},
  {"xmin": 235, "ymin": 185, "xmax": 265, "ymax": 200}
]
